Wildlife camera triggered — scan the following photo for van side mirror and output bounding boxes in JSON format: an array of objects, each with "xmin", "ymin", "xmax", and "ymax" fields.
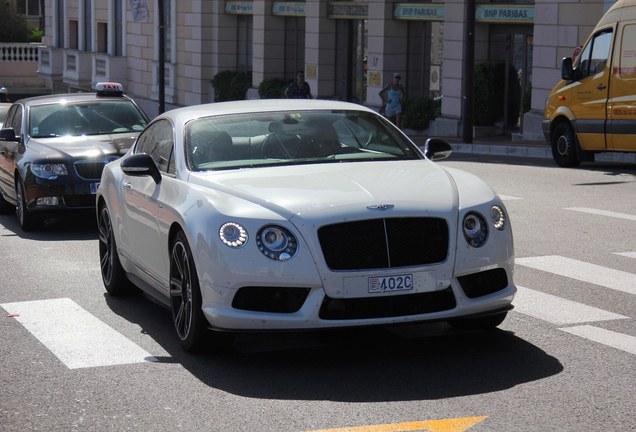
[{"xmin": 561, "ymin": 57, "xmax": 574, "ymax": 80}]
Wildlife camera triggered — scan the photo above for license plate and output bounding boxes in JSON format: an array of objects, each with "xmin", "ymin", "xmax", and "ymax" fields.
[
  {"xmin": 368, "ymin": 274, "xmax": 413, "ymax": 293},
  {"xmin": 90, "ymin": 182, "xmax": 100, "ymax": 194}
]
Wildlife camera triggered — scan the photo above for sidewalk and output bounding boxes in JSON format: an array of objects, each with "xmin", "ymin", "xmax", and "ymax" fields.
[{"xmin": 409, "ymin": 133, "xmax": 636, "ymax": 164}]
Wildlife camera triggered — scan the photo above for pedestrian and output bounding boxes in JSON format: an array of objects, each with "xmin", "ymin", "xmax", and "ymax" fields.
[
  {"xmin": 0, "ymin": 87, "xmax": 10, "ymax": 103},
  {"xmin": 284, "ymin": 70, "xmax": 313, "ymax": 99},
  {"xmin": 379, "ymin": 73, "xmax": 406, "ymax": 127}
]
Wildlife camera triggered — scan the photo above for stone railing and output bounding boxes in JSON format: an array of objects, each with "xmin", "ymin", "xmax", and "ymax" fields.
[
  {"xmin": 0, "ymin": 42, "xmax": 42, "ymax": 62},
  {"xmin": 0, "ymin": 43, "xmax": 47, "ymax": 94}
]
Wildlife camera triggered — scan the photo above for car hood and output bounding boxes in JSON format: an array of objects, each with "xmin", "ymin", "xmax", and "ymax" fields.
[
  {"xmin": 189, "ymin": 160, "xmax": 459, "ymax": 222},
  {"xmin": 27, "ymin": 134, "xmax": 137, "ymax": 160}
]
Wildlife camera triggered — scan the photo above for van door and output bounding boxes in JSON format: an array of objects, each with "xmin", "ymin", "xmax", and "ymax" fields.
[
  {"xmin": 607, "ymin": 21, "xmax": 636, "ymax": 152},
  {"xmin": 571, "ymin": 29, "xmax": 613, "ymax": 151}
]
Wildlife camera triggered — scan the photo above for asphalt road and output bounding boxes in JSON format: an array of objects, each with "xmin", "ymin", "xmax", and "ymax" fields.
[{"xmin": 1, "ymin": 154, "xmax": 635, "ymax": 432}]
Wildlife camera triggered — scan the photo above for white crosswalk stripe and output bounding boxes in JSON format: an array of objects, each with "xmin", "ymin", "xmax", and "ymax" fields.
[
  {"xmin": 516, "ymin": 255, "xmax": 636, "ymax": 296},
  {"xmin": 1, "ymin": 298, "xmax": 157, "ymax": 369},
  {"xmin": 559, "ymin": 326, "xmax": 636, "ymax": 356},
  {"xmin": 513, "ymin": 286, "xmax": 627, "ymax": 325},
  {"xmin": 565, "ymin": 207, "xmax": 636, "ymax": 221},
  {"xmin": 615, "ymin": 251, "xmax": 636, "ymax": 259},
  {"xmin": 514, "ymin": 254, "xmax": 636, "ymax": 356}
]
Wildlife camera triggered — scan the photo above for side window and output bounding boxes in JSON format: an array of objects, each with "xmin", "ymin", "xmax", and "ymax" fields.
[
  {"xmin": 134, "ymin": 119, "xmax": 175, "ymax": 174},
  {"xmin": 577, "ymin": 30, "xmax": 612, "ymax": 79},
  {"xmin": 8, "ymin": 105, "xmax": 23, "ymax": 133}
]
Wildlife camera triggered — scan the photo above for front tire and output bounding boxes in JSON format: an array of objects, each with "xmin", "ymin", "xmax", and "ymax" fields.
[
  {"xmin": 551, "ymin": 122, "xmax": 581, "ymax": 167},
  {"xmin": 170, "ymin": 231, "xmax": 208, "ymax": 352},
  {"xmin": 98, "ymin": 204, "xmax": 132, "ymax": 295},
  {"xmin": 448, "ymin": 311, "xmax": 508, "ymax": 331},
  {"xmin": 15, "ymin": 179, "xmax": 39, "ymax": 230}
]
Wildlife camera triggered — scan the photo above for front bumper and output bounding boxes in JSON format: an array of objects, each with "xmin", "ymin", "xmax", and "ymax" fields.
[{"xmin": 201, "ymin": 266, "xmax": 516, "ymax": 331}]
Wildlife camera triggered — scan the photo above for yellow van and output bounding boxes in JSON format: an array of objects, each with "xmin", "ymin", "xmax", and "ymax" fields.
[{"xmin": 543, "ymin": 0, "xmax": 636, "ymax": 167}]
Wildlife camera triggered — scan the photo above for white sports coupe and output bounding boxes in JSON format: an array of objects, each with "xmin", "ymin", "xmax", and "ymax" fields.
[{"xmin": 97, "ymin": 99, "xmax": 516, "ymax": 351}]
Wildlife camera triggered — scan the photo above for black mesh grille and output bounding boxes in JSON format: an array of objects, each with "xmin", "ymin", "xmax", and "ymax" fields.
[
  {"xmin": 319, "ymin": 287, "xmax": 456, "ymax": 320},
  {"xmin": 318, "ymin": 217, "xmax": 449, "ymax": 270},
  {"xmin": 63, "ymin": 194, "xmax": 97, "ymax": 208},
  {"xmin": 457, "ymin": 268, "xmax": 509, "ymax": 298},
  {"xmin": 74, "ymin": 162, "xmax": 106, "ymax": 180}
]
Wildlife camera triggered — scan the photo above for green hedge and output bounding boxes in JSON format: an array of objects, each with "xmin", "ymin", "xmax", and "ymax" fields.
[
  {"xmin": 401, "ymin": 97, "xmax": 441, "ymax": 131},
  {"xmin": 258, "ymin": 78, "xmax": 290, "ymax": 99},
  {"xmin": 210, "ymin": 70, "xmax": 252, "ymax": 102}
]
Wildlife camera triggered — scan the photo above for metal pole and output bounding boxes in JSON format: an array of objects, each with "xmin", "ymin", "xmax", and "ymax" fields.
[
  {"xmin": 461, "ymin": 0, "xmax": 476, "ymax": 143},
  {"xmin": 158, "ymin": 0, "xmax": 165, "ymax": 114}
]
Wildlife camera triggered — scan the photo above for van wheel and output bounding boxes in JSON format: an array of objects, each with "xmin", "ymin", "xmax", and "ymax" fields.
[{"xmin": 551, "ymin": 122, "xmax": 581, "ymax": 167}]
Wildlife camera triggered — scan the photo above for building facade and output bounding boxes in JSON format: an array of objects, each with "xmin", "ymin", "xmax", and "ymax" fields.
[{"xmin": 36, "ymin": 0, "xmax": 617, "ymax": 141}]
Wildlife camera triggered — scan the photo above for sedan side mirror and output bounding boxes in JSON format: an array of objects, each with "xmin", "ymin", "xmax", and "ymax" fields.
[
  {"xmin": 121, "ymin": 153, "xmax": 162, "ymax": 184},
  {"xmin": 424, "ymin": 138, "xmax": 452, "ymax": 161}
]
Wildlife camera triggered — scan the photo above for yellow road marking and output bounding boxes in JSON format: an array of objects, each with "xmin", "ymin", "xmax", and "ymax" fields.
[{"xmin": 305, "ymin": 416, "xmax": 487, "ymax": 432}]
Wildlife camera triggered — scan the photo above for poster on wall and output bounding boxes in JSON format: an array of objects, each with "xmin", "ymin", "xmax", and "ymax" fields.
[{"xmin": 131, "ymin": 0, "xmax": 149, "ymax": 23}]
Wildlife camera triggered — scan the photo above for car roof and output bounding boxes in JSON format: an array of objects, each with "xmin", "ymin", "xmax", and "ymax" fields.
[
  {"xmin": 158, "ymin": 99, "xmax": 377, "ymax": 125},
  {"xmin": 14, "ymin": 92, "xmax": 134, "ymax": 107}
]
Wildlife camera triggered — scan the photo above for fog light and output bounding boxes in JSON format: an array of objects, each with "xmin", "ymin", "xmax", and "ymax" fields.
[{"xmin": 36, "ymin": 197, "xmax": 60, "ymax": 206}]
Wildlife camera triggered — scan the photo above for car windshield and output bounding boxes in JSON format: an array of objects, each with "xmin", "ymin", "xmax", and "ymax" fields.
[
  {"xmin": 29, "ymin": 100, "xmax": 148, "ymax": 138},
  {"xmin": 186, "ymin": 110, "xmax": 422, "ymax": 171}
]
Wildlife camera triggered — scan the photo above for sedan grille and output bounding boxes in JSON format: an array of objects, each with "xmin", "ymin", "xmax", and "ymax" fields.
[
  {"xmin": 74, "ymin": 161, "xmax": 107, "ymax": 180},
  {"xmin": 318, "ymin": 217, "xmax": 449, "ymax": 271}
]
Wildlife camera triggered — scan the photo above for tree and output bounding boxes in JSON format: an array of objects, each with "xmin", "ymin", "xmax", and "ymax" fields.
[{"xmin": 0, "ymin": 3, "xmax": 31, "ymax": 43}]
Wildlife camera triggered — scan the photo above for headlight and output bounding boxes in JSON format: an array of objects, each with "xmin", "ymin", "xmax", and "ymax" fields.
[
  {"xmin": 219, "ymin": 222, "xmax": 248, "ymax": 247},
  {"xmin": 31, "ymin": 163, "xmax": 68, "ymax": 179},
  {"xmin": 463, "ymin": 212, "xmax": 488, "ymax": 247},
  {"xmin": 490, "ymin": 205, "xmax": 506, "ymax": 230},
  {"xmin": 256, "ymin": 225, "xmax": 298, "ymax": 261}
]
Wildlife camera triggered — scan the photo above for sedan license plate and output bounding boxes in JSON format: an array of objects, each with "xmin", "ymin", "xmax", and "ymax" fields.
[
  {"xmin": 90, "ymin": 182, "xmax": 100, "ymax": 194},
  {"xmin": 369, "ymin": 274, "xmax": 413, "ymax": 293}
]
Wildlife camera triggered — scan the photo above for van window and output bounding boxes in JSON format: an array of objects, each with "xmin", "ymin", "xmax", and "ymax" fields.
[
  {"xmin": 619, "ymin": 24, "xmax": 636, "ymax": 78},
  {"xmin": 577, "ymin": 30, "xmax": 612, "ymax": 79}
]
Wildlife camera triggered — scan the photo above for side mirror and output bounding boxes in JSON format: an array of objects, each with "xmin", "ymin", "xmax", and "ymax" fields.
[
  {"xmin": 561, "ymin": 57, "xmax": 574, "ymax": 81},
  {"xmin": 0, "ymin": 128, "xmax": 19, "ymax": 142},
  {"xmin": 121, "ymin": 153, "xmax": 162, "ymax": 184},
  {"xmin": 424, "ymin": 138, "xmax": 452, "ymax": 161}
]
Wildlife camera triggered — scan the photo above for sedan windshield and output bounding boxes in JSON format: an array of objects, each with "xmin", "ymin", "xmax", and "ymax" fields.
[
  {"xmin": 29, "ymin": 100, "xmax": 148, "ymax": 138},
  {"xmin": 186, "ymin": 110, "xmax": 422, "ymax": 170}
]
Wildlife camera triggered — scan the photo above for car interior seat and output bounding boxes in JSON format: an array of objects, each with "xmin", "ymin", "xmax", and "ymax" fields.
[{"xmin": 190, "ymin": 125, "xmax": 234, "ymax": 168}]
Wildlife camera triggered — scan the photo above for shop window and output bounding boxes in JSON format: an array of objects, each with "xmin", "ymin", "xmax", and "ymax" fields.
[{"xmin": 237, "ymin": 15, "xmax": 253, "ymax": 73}]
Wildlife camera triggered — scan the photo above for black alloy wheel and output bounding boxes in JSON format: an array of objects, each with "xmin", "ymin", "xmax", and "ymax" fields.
[
  {"xmin": 98, "ymin": 204, "xmax": 131, "ymax": 295},
  {"xmin": 170, "ymin": 231, "xmax": 207, "ymax": 352}
]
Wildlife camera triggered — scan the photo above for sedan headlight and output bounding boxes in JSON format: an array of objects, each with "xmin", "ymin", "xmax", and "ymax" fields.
[
  {"xmin": 490, "ymin": 205, "xmax": 506, "ymax": 231},
  {"xmin": 463, "ymin": 212, "xmax": 488, "ymax": 248},
  {"xmin": 219, "ymin": 222, "xmax": 248, "ymax": 248},
  {"xmin": 256, "ymin": 225, "xmax": 298, "ymax": 261},
  {"xmin": 31, "ymin": 163, "xmax": 68, "ymax": 179}
]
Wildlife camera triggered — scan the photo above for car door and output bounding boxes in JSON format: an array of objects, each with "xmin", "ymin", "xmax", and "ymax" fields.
[
  {"xmin": 571, "ymin": 29, "xmax": 613, "ymax": 150},
  {"xmin": 0, "ymin": 104, "xmax": 23, "ymax": 202},
  {"xmin": 607, "ymin": 21, "xmax": 636, "ymax": 152},
  {"xmin": 122, "ymin": 119, "xmax": 175, "ymax": 287}
]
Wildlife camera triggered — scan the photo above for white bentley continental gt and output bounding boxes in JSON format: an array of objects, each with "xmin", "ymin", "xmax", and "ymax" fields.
[{"xmin": 96, "ymin": 99, "xmax": 516, "ymax": 351}]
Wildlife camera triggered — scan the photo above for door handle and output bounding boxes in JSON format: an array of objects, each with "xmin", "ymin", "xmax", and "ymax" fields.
[
  {"xmin": 597, "ymin": 84, "xmax": 607, "ymax": 90},
  {"xmin": 122, "ymin": 181, "xmax": 132, "ymax": 189}
]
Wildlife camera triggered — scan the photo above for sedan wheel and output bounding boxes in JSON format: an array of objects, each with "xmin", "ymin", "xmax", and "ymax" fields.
[
  {"xmin": 98, "ymin": 204, "xmax": 132, "ymax": 295},
  {"xmin": 15, "ymin": 180, "xmax": 38, "ymax": 231},
  {"xmin": 170, "ymin": 231, "xmax": 207, "ymax": 351}
]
